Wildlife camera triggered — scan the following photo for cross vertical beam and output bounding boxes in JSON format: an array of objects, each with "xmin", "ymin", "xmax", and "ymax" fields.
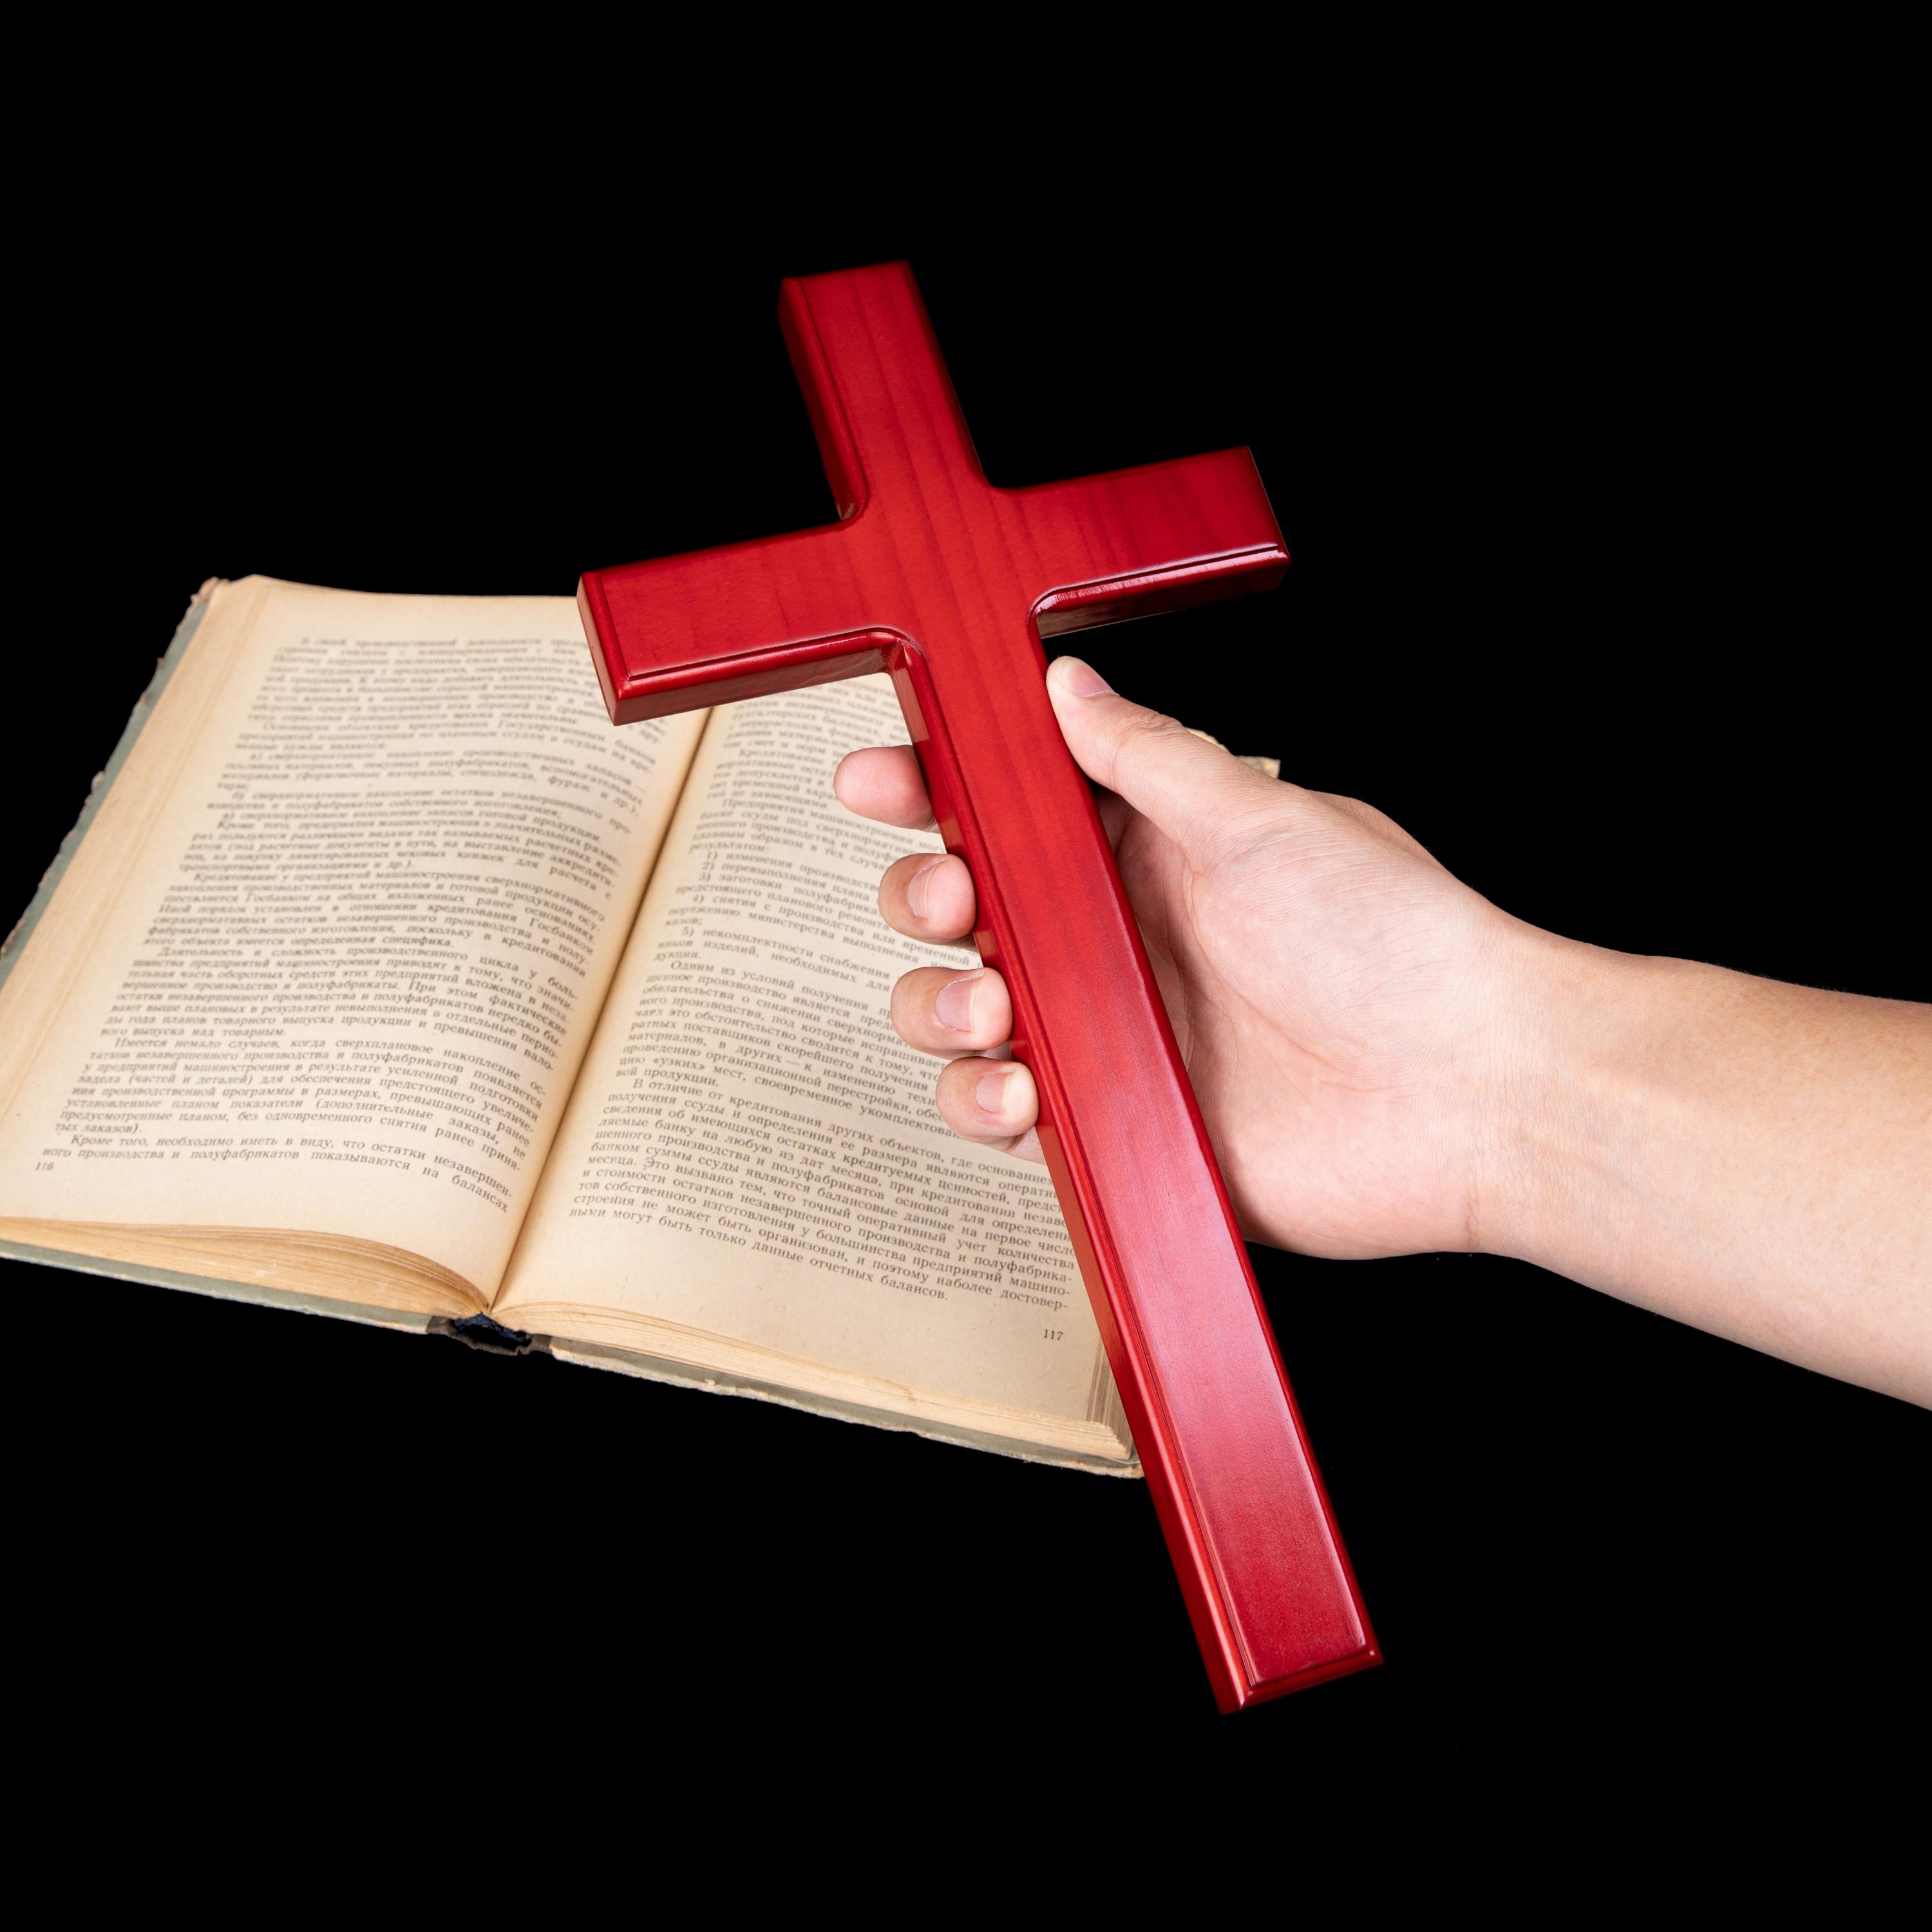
[{"xmin": 579, "ymin": 263, "xmax": 1378, "ymax": 1710}]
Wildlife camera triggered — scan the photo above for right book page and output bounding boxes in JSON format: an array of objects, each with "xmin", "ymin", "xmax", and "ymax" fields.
[{"xmin": 496, "ymin": 675, "xmax": 1131, "ymax": 1463}]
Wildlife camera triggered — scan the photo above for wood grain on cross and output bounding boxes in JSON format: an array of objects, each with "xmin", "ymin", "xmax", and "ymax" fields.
[{"xmin": 578, "ymin": 261, "xmax": 1378, "ymax": 1710}]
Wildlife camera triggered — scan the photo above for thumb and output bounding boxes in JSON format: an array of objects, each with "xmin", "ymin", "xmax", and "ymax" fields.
[{"xmin": 1046, "ymin": 656, "xmax": 1278, "ymax": 862}]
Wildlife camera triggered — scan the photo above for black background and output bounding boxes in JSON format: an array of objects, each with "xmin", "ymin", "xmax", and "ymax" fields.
[{"xmin": 11, "ymin": 180, "xmax": 1925, "ymax": 1799}]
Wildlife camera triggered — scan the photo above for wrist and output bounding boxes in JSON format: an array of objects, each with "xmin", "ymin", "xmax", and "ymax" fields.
[{"xmin": 1469, "ymin": 922, "xmax": 1685, "ymax": 1273}]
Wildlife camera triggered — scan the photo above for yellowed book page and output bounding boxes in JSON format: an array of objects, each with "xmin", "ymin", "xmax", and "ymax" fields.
[
  {"xmin": 0, "ymin": 577, "xmax": 706, "ymax": 1300},
  {"xmin": 497, "ymin": 676, "xmax": 1121, "ymax": 1437}
]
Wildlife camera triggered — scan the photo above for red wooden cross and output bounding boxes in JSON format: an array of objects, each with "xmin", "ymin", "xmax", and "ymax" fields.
[{"xmin": 578, "ymin": 261, "xmax": 1378, "ymax": 1710}]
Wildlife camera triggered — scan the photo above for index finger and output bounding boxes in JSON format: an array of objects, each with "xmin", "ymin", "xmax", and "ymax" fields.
[{"xmin": 833, "ymin": 746, "xmax": 934, "ymax": 830}]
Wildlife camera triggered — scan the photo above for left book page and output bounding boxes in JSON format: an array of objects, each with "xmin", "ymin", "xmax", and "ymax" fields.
[{"xmin": 0, "ymin": 578, "xmax": 706, "ymax": 1315}]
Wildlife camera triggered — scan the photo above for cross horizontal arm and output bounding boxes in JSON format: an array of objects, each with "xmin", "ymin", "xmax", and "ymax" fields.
[
  {"xmin": 1001, "ymin": 448, "xmax": 1290, "ymax": 634},
  {"xmin": 579, "ymin": 524, "xmax": 881, "ymax": 723}
]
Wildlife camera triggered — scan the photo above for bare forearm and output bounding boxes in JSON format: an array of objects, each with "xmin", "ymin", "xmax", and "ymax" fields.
[{"xmin": 1484, "ymin": 930, "xmax": 1932, "ymax": 1403}]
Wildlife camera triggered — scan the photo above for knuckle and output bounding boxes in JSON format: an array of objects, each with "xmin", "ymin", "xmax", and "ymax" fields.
[{"xmin": 1108, "ymin": 707, "xmax": 1185, "ymax": 778}]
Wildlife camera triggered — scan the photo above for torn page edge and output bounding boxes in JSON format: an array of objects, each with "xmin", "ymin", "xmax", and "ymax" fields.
[{"xmin": 1, "ymin": 584, "xmax": 220, "ymax": 981}]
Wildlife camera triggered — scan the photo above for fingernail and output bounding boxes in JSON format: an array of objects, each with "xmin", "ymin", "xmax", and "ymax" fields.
[
  {"xmin": 935, "ymin": 970, "xmax": 981, "ymax": 1033},
  {"xmin": 905, "ymin": 855, "xmax": 947, "ymax": 920},
  {"xmin": 1048, "ymin": 656, "xmax": 1112, "ymax": 698},
  {"xmin": 976, "ymin": 1064, "xmax": 1021, "ymax": 1120}
]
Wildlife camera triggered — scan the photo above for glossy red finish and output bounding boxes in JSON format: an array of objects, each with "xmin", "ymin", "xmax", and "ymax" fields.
[{"xmin": 580, "ymin": 263, "xmax": 1378, "ymax": 1710}]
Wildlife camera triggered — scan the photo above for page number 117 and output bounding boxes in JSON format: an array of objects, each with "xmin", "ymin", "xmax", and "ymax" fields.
[{"xmin": 1043, "ymin": 1329, "xmax": 1064, "ymax": 1341}]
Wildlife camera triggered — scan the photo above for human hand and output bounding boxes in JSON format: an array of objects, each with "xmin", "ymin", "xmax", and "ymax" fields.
[
  {"xmin": 836, "ymin": 654, "xmax": 1931, "ymax": 1399},
  {"xmin": 833, "ymin": 655, "xmax": 1535, "ymax": 1260}
]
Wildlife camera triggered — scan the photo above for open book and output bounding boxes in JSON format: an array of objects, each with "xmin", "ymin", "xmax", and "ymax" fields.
[{"xmin": 0, "ymin": 578, "xmax": 1135, "ymax": 1472}]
